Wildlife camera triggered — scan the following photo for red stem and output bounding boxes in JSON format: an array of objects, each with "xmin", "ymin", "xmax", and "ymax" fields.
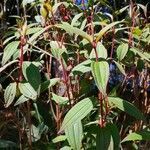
[
  {"xmin": 60, "ymin": 58, "xmax": 72, "ymax": 108},
  {"xmin": 19, "ymin": 36, "xmax": 24, "ymax": 82},
  {"xmin": 98, "ymin": 92, "xmax": 105, "ymax": 128},
  {"xmin": 129, "ymin": 0, "xmax": 135, "ymax": 47},
  {"xmin": 110, "ymin": 27, "xmax": 115, "ymax": 59}
]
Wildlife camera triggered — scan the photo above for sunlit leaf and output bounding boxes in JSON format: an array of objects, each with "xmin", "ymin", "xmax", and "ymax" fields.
[
  {"xmin": 4, "ymin": 82, "xmax": 17, "ymax": 108},
  {"xmin": 55, "ymin": 22, "xmax": 92, "ymax": 43},
  {"xmin": 80, "ymin": 18, "xmax": 87, "ymax": 31},
  {"xmin": 26, "ymin": 27, "xmax": 43, "ymax": 35},
  {"xmin": 52, "ymin": 93, "xmax": 68, "ymax": 105},
  {"xmin": 19, "ymin": 82, "xmax": 37, "ymax": 100},
  {"xmin": 2, "ymin": 41, "xmax": 20, "ymax": 65},
  {"xmin": 50, "ymin": 41, "xmax": 67, "ymax": 59},
  {"xmin": 137, "ymin": 4, "xmax": 147, "ymax": 17},
  {"xmin": 115, "ymin": 5, "xmax": 129, "ymax": 15},
  {"xmin": 96, "ymin": 21, "xmax": 121, "ymax": 42},
  {"xmin": 90, "ymin": 42, "xmax": 108, "ymax": 59},
  {"xmin": 26, "ymin": 124, "xmax": 40, "ymax": 142},
  {"xmin": 14, "ymin": 95, "xmax": 29, "ymax": 106},
  {"xmin": 113, "ymin": 61, "xmax": 126, "ymax": 76},
  {"xmin": 71, "ymin": 13, "xmax": 83, "ymax": 26},
  {"xmin": 52, "ymin": 135, "xmax": 67, "ymax": 143},
  {"xmin": 60, "ymin": 146, "xmax": 71, "ymax": 150},
  {"xmin": 60, "ymin": 98, "xmax": 93, "ymax": 132},
  {"xmin": 28, "ymin": 27, "xmax": 47, "ymax": 43},
  {"xmin": 130, "ymin": 48, "xmax": 150, "ymax": 62},
  {"xmin": 65, "ymin": 121, "xmax": 83, "ymax": 150},
  {"xmin": 117, "ymin": 43, "xmax": 128, "ymax": 61},
  {"xmin": 3, "ymin": 36, "xmax": 16, "ymax": 45},
  {"xmin": 122, "ymin": 131, "xmax": 150, "ymax": 142},
  {"xmin": 0, "ymin": 60, "xmax": 18, "ymax": 73},
  {"xmin": 91, "ymin": 61, "xmax": 109, "ymax": 95},
  {"xmin": 40, "ymin": 78, "xmax": 60, "ymax": 93},
  {"xmin": 72, "ymin": 60, "xmax": 91, "ymax": 74}
]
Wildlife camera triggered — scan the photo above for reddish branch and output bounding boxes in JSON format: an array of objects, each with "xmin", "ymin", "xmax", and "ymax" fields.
[{"xmin": 19, "ymin": 36, "xmax": 26, "ymax": 82}]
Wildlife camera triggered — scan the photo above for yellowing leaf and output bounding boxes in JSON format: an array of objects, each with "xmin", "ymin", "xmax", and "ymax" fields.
[{"xmin": 96, "ymin": 21, "xmax": 121, "ymax": 42}]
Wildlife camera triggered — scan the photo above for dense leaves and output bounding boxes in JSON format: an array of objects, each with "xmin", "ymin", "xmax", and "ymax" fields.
[{"xmin": 0, "ymin": 0, "xmax": 149, "ymax": 149}]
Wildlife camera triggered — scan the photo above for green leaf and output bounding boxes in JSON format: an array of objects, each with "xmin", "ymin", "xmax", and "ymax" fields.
[
  {"xmin": 96, "ymin": 21, "xmax": 121, "ymax": 42},
  {"xmin": 122, "ymin": 131, "xmax": 150, "ymax": 142},
  {"xmin": 26, "ymin": 27, "xmax": 43, "ymax": 35},
  {"xmin": 15, "ymin": 27, "xmax": 43, "ymax": 38},
  {"xmin": 80, "ymin": 18, "xmax": 87, "ymax": 31},
  {"xmin": 50, "ymin": 41, "xmax": 67, "ymax": 59},
  {"xmin": 91, "ymin": 61, "xmax": 109, "ymax": 95},
  {"xmin": 143, "ymin": 52, "xmax": 150, "ymax": 59},
  {"xmin": 60, "ymin": 146, "xmax": 71, "ymax": 150},
  {"xmin": 108, "ymin": 97, "xmax": 145, "ymax": 120},
  {"xmin": 88, "ymin": 0, "xmax": 94, "ymax": 6},
  {"xmin": 107, "ymin": 123, "xmax": 120, "ymax": 150},
  {"xmin": 96, "ymin": 126, "xmax": 112, "ymax": 150},
  {"xmin": 14, "ymin": 95, "xmax": 29, "ymax": 106},
  {"xmin": 33, "ymin": 103, "xmax": 42, "ymax": 123},
  {"xmin": 114, "ymin": 61, "xmax": 126, "ymax": 76},
  {"xmin": 0, "ymin": 60, "xmax": 19, "ymax": 73},
  {"xmin": 117, "ymin": 43, "xmax": 128, "ymax": 61},
  {"xmin": 52, "ymin": 93, "xmax": 68, "ymax": 105},
  {"xmin": 26, "ymin": 124, "xmax": 41, "ymax": 142},
  {"xmin": 52, "ymin": 135, "xmax": 67, "ymax": 143},
  {"xmin": 137, "ymin": 59, "xmax": 144, "ymax": 72},
  {"xmin": 65, "ymin": 121, "xmax": 83, "ymax": 150},
  {"xmin": 28, "ymin": 27, "xmax": 47, "ymax": 43},
  {"xmin": 137, "ymin": 4, "xmax": 147, "ymax": 17},
  {"xmin": 72, "ymin": 60, "xmax": 91, "ymax": 74},
  {"xmin": 55, "ymin": 22, "xmax": 92, "ymax": 43},
  {"xmin": 2, "ymin": 41, "xmax": 20, "ymax": 65},
  {"xmin": 40, "ymin": 78, "xmax": 60, "ymax": 93},
  {"xmin": 72, "ymin": 65, "xmax": 91, "ymax": 75},
  {"xmin": 22, "ymin": 62, "xmax": 41, "ymax": 91},
  {"xmin": 60, "ymin": 98, "xmax": 93, "ymax": 132},
  {"xmin": 3, "ymin": 36, "xmax": 16, "ymax": 45},
  {"xmin": 0, "ymin": 140, "xmax": 17, "ymax": 148},
  {"xmin": 71, "ymin": 13, "xmax": 83, "ymax": 26},
  {"xmin": 4, "ymin": 82, "xmax": 17, "ymax": 108},
  {"xmin": 52, "ymin": 2, "xmax": 69, "ymax": 14},
  {"xmin": 115, "ymin": 5, "xmax": 129, "ymax": 15},
  {"xmin": 90, "ymin": 42, "xmax": 108, "ymax": 59},
  {"xmin": 19, "ymin": 82, "xmax": 37, "ymax": 100},
  {"xmin": 22, "ymin": 0, "xmax": 35, "ymax": 7},
  {"xmin": 130, "ymin": 48, "xmax": 150, "ymax": 62}
]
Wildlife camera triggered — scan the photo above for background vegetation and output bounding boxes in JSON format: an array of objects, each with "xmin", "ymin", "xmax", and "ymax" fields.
[{"xmin": 0, "ymin": 0, "xmax": 150, "ymax": 149}]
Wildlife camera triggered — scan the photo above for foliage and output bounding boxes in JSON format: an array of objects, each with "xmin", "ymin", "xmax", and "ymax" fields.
[{"xmin": 0, "ymin": 0, "xmax": 150, "ymax": 149}]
